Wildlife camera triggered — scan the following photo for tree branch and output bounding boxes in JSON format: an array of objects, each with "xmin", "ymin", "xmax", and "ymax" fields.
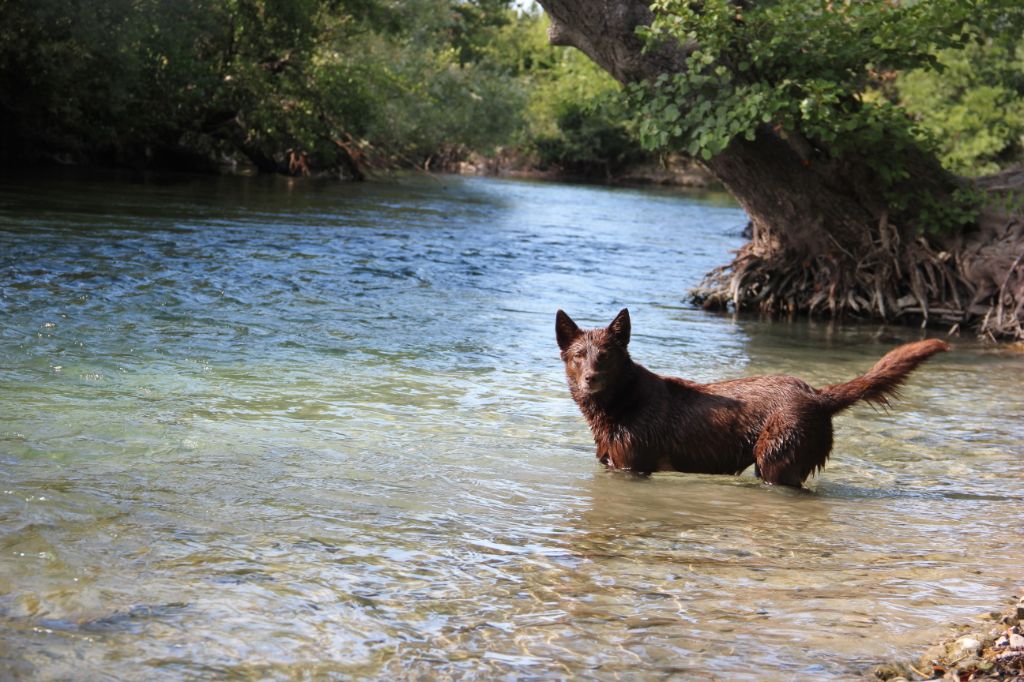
[{"xmin": 536, "ymin": 0, "xmax": 686, "ymax": 83}]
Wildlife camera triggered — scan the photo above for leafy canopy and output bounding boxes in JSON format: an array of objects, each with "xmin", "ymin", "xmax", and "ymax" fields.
[
  {"xmin": 900, "ymin": 37, "xmax": 1024, "ymax": 177},
  {"xmin": 0, "ymin": 0, "xmax": 532, "ymax": 170},
  {"xmin": 631, "ymin": 0, "xmax": 1023, "ymax": 175}
]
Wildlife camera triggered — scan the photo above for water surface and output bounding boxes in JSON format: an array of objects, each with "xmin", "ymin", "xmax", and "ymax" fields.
[{"xmin": 1, "ymin": 173, "xmax": 1021, "ymax": 679}]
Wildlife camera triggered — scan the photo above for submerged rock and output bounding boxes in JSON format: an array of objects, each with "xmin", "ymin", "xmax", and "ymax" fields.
[{"xmin": 873, "ymin": 662, "xmax": 915, "ymax": 680}]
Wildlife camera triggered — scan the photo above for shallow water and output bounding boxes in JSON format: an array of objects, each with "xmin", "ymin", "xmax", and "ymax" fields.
[{"xmin": 1, "ymin": 172, "xmax": 1021, "ymax": 680}]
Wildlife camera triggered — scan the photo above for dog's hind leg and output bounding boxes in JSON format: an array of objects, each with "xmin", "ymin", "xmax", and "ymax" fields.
[{"xmin": 754, "ymin": 410, "xmax": 833, "ymax": 487}]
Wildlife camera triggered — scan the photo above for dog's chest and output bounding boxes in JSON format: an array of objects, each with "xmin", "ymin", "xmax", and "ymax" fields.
[{"xmin": 590, "ymin": 420, "xmax": 641, "ymax": 470}]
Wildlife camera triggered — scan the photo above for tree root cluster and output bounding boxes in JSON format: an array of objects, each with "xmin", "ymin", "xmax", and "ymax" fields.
[{"xmin": 691, "ymin": 176, "xmax": 1024, "ymax": 341}]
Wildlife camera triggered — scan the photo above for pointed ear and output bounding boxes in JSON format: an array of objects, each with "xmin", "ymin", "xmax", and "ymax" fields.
[
  {"xmin": 556, "ymin": 310, "xmax": 581, "ymax": 351},
  {"xmin": 607, "ymin": 308, "xmax": 630, "ymax": 346}
]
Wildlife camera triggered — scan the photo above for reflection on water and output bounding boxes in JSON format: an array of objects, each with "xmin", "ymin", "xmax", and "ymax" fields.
[{"xmin": 1, "ymin": 172, "xmax": 1021, "ymax": 679}]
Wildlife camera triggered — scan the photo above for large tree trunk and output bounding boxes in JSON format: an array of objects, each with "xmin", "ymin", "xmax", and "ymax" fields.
[{"xmin": 538, "ymin": 0, "xmax": 1024, "ymax": 340}]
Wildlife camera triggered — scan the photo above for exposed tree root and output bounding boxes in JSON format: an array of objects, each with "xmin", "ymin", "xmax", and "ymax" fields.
[{"xmin": 691, "ymin": 170, "xmax": 1024, "ymax": 341}]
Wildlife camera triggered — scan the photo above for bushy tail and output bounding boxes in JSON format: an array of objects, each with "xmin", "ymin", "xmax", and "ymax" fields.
[{"xmin": 819, "ymin": 339, "xmax": 950, "ymax": 414}]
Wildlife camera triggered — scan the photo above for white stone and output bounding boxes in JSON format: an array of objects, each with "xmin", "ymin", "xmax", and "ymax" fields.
[{"xmin": 955, "ymin": 636, "xmax": 983, "ymax": 655}]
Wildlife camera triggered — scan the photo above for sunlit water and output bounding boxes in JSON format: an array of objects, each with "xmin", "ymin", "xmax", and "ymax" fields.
[{"xmin": 1, "ymin": 172, "xmax": 1021, "ymax": 680}]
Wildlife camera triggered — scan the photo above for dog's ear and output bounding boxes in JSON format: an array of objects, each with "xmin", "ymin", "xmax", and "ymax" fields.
[
  {"xmin": 607, "ymin": 308, "xmax": 630, "ymax": 346},
  {"xmin": 556, "ymin": 310, "xmax": 581, "ymax": 351}
]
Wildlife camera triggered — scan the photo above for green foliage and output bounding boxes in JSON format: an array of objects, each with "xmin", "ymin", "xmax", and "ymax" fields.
[
  {"xmin": 0, "ymin": 0, "xmax": 220, "ymax": 160},
  {"xmin": 899, "ymin": 39, "xmax": 1024, "ymax": 176},
  {"xmin": 0, "ymin": 0, "xmax": 653, "ymax": 177},
  {"xmin": 449, "ymin": 0, "xmax": 515, "ymax": 66},
  {"xmin": 630, "ymin": 0, "xmax": 1024, "ymax": 232},
  {"xmin": 8, "ymin": 0, "xmax": 1019, "ymax": 189},
  {"xmin": 493, "ymin": 13, "xmax": 647, "ymax": 174},
  {"xmin": 0, "ymin": 0, "xmax": 531, "ymax": 171},
  {"xmin": 533, "ymin": 98, "xmax": 643, "ymax": 175}
]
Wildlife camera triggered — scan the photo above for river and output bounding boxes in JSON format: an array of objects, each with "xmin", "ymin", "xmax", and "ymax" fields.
[{"xmin": 1, "ymin": 172, "xmax": 1021, "ymax": 679}]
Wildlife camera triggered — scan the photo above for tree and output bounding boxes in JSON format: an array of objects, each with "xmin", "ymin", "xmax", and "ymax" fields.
[
  {"xmin": 536, "ymin": 0, "xmax": 1024, "ymax": 339},
  {"xmin": 899, "ymin": 38, "xmax": 1024, "ymax": 177},
  {"xmin": 0, "ymin": 0, "xmax": 530, "ymax": 177}
]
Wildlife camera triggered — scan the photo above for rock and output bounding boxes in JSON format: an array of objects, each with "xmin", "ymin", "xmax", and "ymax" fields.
[
  {"xmin": 955, "ymin": 636, "xmax": 983, "ymax": 655},
  {"xmin": 897, "ymin": 598, "xmax": 1024, "ymax": 681},
  {"xmin": 872, "ymin": 662, "xmax": 913, "ymax": 680},
  {"xmin": 996, "ymin": 650, "xmax": 1024, "ymax": 662}
]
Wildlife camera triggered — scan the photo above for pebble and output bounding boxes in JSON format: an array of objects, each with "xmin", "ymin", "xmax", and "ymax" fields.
[
  {"xmin": 1009, "ymin": 632, "xmax": 1024, "ymax": 650},
  {"xmin": 955, "ymin": 636, "xmax": 983, "ymax": 655}
]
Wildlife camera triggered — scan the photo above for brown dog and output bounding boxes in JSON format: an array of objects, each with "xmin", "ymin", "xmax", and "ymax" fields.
[{"xmin": 556, "ymin": 308, "xmax": 949, "ymax": 486}]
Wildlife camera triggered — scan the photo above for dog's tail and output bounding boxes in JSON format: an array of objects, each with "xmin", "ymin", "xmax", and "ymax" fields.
[{"xmin": 818, "ymin": 339, "xmax": 950, "ymax": 414}]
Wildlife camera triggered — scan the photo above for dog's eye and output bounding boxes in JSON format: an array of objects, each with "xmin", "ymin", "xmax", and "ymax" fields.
[{"xmin": 574, "ymin": 349, "xmax": 587, "ymax": 359}]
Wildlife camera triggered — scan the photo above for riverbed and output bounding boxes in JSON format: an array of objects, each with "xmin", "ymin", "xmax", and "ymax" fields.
[{"xmin": 1, "ymin": 172, "xmax": 1021, "ymax": 679}]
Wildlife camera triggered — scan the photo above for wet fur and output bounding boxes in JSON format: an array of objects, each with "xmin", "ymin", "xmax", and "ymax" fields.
[{"xmin": 556, "ymin": 308, "xmax": 949, "ymax": 487}]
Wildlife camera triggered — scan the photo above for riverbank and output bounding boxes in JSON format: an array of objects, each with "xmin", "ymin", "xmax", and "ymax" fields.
[
  {"xmin": 450, "ymin": 149, "xmax": 716, "ymax": 189},
  {"xmin": 875, "ymin": 593, "xmax": 1024, "ymax": 680}
]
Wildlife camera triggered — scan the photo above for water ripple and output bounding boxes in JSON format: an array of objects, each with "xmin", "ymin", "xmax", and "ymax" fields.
[{"xmin": 1, "ymin": 173, "xmax": 1021, "ymax": 679}]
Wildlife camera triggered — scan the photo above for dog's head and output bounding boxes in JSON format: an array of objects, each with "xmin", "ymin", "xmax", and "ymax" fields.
[{"xmin": 556, "ymin": 308, "xmax": 632, "ymax": 396}]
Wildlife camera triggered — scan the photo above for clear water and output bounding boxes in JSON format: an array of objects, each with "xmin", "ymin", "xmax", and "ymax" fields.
[{"xmin": 1, "ymin": 172, "xmax": 1021, "ymax": 680}]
